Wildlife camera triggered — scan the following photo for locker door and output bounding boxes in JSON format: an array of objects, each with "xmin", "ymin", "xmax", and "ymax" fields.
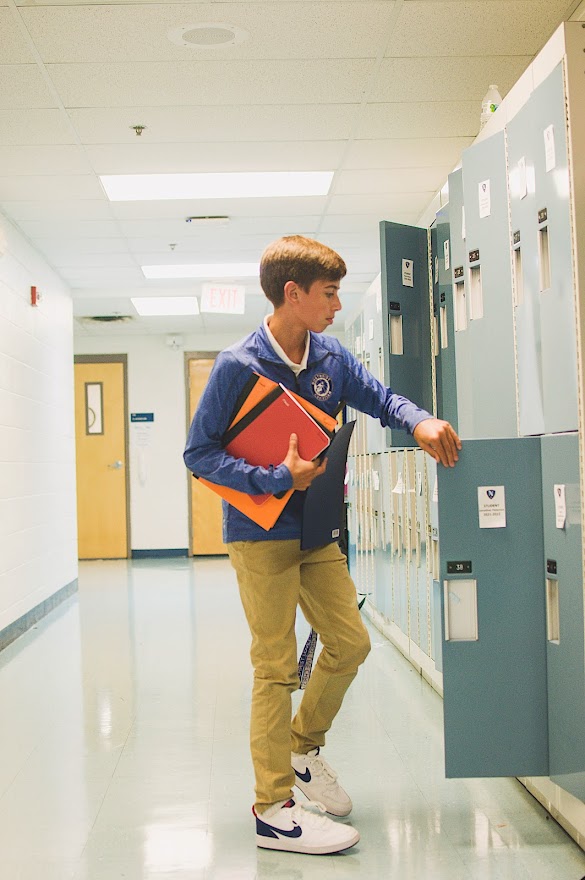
[
  {"xmin": 438, "ymin": 438, "xmax": 549, "ymax": 777},
  {"xmin": 541, "ymin": 433, "xmax": 585, "ymax": 799},
  {"xmin": 379, "ymin": 221, "xmax": 433, "ymax": 448},
  {"xmin": 433, "ymin": 205, "xmax": 458, "ymax": 430}
]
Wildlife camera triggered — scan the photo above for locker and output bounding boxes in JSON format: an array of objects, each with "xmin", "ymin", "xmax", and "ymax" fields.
[
  {"xmin": 438, "ymin": 439, "xmax": 548, "ymax": 778},
  {"xmin": 459, "ymin": 133, "xmax": 517, "ymax": 438},
  {"xmin": 379, "ymin": 221, "xmax": 433, "ymax": 448},
  {"xmin": 426, "ymin": 457, "xmax": 443, "ymax": 671},
  {"xmin": 432, "ymin": 205, "xmax": 458, "ymax": 430},
  {"xmin": 541, "ymin": 433, "xmax": 585, "ymax": 799}
]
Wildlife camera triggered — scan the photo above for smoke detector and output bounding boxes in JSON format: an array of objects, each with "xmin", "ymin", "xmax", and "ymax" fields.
[{"xmin": 168, "ymin": 23, "xmax": 249, "ymax": 48}]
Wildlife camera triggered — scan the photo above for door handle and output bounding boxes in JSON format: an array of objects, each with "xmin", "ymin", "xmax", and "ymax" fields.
[{"xmin": 108, "ymin": 460, "xmax": 123, "ymax": 469}]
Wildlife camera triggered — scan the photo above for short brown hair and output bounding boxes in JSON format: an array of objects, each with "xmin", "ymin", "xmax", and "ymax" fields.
[{"xmin": 260, "ymin": 235, "xmax": 346, "ymax": 307}]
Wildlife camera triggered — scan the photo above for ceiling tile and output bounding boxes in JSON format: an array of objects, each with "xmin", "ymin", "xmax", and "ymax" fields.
[
  {"xmin": 0, "ymin": 145, "xmax": 92, "ymax": 175},
  {"xmin": 345, "ymin": 137, "xmax": 473, "ymax": 168},
  {"xmin": 34, "ymin": 238, "xmax": 130, "ymax": 256},
  {"xmin": 57, "ymin": 267, "xmax": 145, "ymax": 286},
  {"xmin": 0, "ymin": 109, "xmax": 76, "ymax": 146},
  {"xmin": 386, "ymin": 1, "xmax": 570, "ymax": 57},
  {"xmin": 0, "ymin": 175, "xmax": 104, "ymax": 201},
  {"xmin": 49, "ymin": 252, "xmax": 138, "ymax": 269},
  {"xmin": 47, "ymin": 59, "xmax": 375, "ymax": 107},
  {"xmin": 17, "ymin": 219, "xmax": 122, "ymax": 237},
  {"xmin": 111, "ymin": 197, "xmax": 329, "ymax": 227},
  {"xmin": 0, "ymin": 200, "xmax": 114, "ymax": 221},
  {"xmin": 328, "ymin": 192, "xmax": 432, "ymax": 215},
  {"xmin": 357, "ymin": 101, "xmax": 479, "ymax": 139},
  {"xmin": 0, "ymin": 65, "xmax": 56, "ymax": 109},
  {"xmin": 370, "ymin": 56, "xmax": 531, "ymax": 102},
  {"xmin": 0, "ymin": 10, "xmax": 38, "ymax": 62},
  {"xmin": 334, "ymin": 167, "xmax": 454, "ymax": 195},
  {"xmin": 21, "ymin": 2, "xmax": 395, "ymax": 63},
  {"xmin": 68, "ymin": 105, "xmax": 359, "ymax": 144},
  {"xmin": 84, "ymin": 141, "xmax": 346, "ymax": 174}
]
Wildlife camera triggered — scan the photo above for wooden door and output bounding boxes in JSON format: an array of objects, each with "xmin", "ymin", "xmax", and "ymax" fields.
[
  {"xmin": 188, "ymin": 358, "xmax": 225, "ymax": 555},
  {"xmin": 74, "ymin": 358, "xmax": 129, "ymax": 559}
]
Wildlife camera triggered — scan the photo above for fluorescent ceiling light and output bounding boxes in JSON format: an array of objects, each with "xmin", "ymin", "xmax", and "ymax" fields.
[
  {"xmin": 131, "ymin": 296, "xmax": 200, "ymax": 316},
  {"xmin": 141, "ymin": 262, "xmax": 259, "ymax": 279},
  {"xmin": 100, "ymin": 171, "xmax": 334, "ymax": 202}
]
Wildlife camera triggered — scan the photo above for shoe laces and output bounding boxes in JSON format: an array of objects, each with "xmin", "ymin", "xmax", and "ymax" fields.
[
  {"xmin": 290, "ymin": 800, "xmax": 329, "ymax": 829},
  {"xmin": 308, "ymin": 753, "xmax": 337, "ymax": 786}
]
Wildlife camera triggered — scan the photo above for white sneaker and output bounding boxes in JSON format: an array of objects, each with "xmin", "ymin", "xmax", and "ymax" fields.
[
  {"xmin": 291, "ymin": 747, "xmax": 352, "ymax": 817},
  {"xmin": 254, "ymin": 799, "xmax": 359, "ymax": 854}
]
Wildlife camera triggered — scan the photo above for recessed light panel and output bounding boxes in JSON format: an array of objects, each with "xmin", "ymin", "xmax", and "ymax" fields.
[{"xmin": 100, "ymin": 172, "xmax": 334, "ymax": 202}]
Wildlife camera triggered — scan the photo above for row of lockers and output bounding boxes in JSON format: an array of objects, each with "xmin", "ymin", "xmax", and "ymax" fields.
[{"xmin": 345, "ymin": 43, "xmax": 585, "ymax": 800}]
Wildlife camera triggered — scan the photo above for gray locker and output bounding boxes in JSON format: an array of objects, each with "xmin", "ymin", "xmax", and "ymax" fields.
[
  {"xmin": 541, "ymin": 433, "xmax": 585, "ymax": 799},
  {"xmin": 460, "ymin": 133, "xmax": 517, "ymax": 438},
  {"xmin": 380, "ymin": 221, "xmax": 433, "ymax": 448},
  {"xmin": 438, "ymin": 439, "xmax": 548, "ymax": 778},
  {"xmin": 426, "ymin": 458, "xmax": 442, "ymax": 671}
]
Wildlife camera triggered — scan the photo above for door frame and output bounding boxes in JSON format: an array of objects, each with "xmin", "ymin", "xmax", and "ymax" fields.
[
  {"xmin": 74, "ymin": 354, "xmax": 131, "ymax": 558},
  {"xmin": 184, "ymin": 351, "xmax": 221, "ymax": 557}
]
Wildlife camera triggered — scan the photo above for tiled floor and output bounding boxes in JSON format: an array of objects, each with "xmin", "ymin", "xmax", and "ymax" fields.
[{"xmin": 1, "ymin": 557, "xmax": 585, "ymax": 879}]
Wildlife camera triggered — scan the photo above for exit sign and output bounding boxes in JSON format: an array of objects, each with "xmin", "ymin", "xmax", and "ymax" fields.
[{"xmin": 201, "ymin": 284, "xmax": 245, "ymax": 315}]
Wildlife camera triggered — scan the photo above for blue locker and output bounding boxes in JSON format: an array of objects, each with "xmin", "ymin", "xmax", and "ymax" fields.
[
  {"xmin": 460, "ymin": 133, "xmax": 517, "ymax": 438},
  {"xmin": 379, "ymin": 221, "xmax": 433, "ymax": 448},
  {"xmin": 532, "ymin": 65, "xmax": 578, "ymax": 434},
  {"xmin": 438, "ymin": 439, "xmax": 548, "ymax": 777},
  {"xmin": 541, "ymin": 433, "xmax": 585, "ymax": 799},
  {"xmin": 433, "ymin": 205, "xmax": 458, "ymax": 430},
  {"xmin": 426, "ymin": 457, "xmax": 442, "ymax": 671}
]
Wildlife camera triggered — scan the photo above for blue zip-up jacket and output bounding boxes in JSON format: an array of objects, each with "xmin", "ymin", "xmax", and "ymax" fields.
[{"xmin": 184, "ymin": 323, "xmax": 432, "ymax": 542}]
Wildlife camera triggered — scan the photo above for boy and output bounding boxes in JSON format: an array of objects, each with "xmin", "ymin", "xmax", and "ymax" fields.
[{"xmin": 184, "ymin": 236, "xmax": 461, "ymax": 856}]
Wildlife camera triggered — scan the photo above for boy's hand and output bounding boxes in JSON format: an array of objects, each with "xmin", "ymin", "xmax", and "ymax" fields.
[
  {"xmin": 413, "ymin": 418, "xmax": 462, "ymax": 467},
  {"xmin": 283, "ymin": 433, "xmax": 327, "ymax": 490}
]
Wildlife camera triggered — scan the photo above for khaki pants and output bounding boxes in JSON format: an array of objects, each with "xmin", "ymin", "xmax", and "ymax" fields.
[{"xmin": 228, "ymin": 539, "xmax": 371, "ymax": 813}]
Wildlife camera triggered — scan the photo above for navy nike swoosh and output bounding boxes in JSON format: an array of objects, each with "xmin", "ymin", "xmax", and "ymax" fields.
[
  {"xmin": 294, "ymin": 767, "xmax": 312, "ymax": 783},
  {"xmin": 256, "ymin": 817, "xmax": 303, "ymax": 840}
]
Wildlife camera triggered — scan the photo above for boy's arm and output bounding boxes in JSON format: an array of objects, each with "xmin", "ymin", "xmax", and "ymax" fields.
[
  {"xmin": 340, "ymin": 346, "xmax": 461, "ymax": 467},
  {"xmin": 183, "ymin": 353, "xmax": 293, "ymax": 496}
]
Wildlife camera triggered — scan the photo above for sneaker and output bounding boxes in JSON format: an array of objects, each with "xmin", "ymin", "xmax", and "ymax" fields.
[
  {"xmin": 291, "ymin": 747, "xmax": 352, "ymax": 817},
  {"xmin": 254, "ymin": 799, "xmax": 359, "ymax": 855}
]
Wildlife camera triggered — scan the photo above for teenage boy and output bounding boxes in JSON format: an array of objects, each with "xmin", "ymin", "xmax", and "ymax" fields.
[{"xmin": 184, "ymin": 236, "xmax": 461, "ymax": 856}]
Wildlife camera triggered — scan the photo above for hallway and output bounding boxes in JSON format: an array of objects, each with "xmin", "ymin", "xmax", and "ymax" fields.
[{"xmin": 0, "ymin": 557, "xmax": 584, "ymax": 880}]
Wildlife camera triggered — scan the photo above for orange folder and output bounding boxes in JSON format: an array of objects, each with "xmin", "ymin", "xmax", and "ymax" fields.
[{"xmin": 196, "ymin": 373, "xmax": 337, "ymax": 530}]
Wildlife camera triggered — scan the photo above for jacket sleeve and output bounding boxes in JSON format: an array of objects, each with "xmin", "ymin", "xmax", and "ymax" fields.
[
  {"xmin": 183, "ymin": 352, "xmax": 293, "ymax": 496},
  {"xmin": 339, "ymin": 346, "xmax": 432, "ymax": 434}
]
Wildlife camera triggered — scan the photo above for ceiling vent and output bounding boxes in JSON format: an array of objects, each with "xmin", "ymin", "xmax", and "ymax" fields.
[
  {"xmin": 83, "ymin": 315, "xmax": 133, "ymax": 323},
  {"xmin": 167, "ymin": 23, "xmax": 249, "ymax": 48}
]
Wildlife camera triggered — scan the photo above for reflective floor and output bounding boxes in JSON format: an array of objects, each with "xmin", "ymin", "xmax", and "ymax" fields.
[{"xmin": 1, "ymin": 558, "xmax": 584, "ymax": 879}]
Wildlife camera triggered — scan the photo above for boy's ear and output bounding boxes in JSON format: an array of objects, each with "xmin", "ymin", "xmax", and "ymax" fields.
[{"xmin": 283, "ymin": 280, "xmax": 299, "ymax": 302}]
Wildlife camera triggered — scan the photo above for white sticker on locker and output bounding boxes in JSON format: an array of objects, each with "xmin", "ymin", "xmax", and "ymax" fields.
[
  {"xmin": 433, "ymin": 478, "xmax": 439, "ymax": 503},
  {"xmin": 518, "ymin": 156, "xmax": 527, "ymax": 199},
  {"xmin": 478, "ymin": 486, "xmax": 506, "ymax": 529},
  {"xmin": 443, "ymin": 239, "xmax": 450, "ymax": 271},
  {"xmin": 355, "ymin": 335, "xmax": 361, "ymax": 353},
  {"xmin": 373, "ymin": 471, "xmax": 380, "ymax": 491},
  {"xmin": 402, "ymin": 259, "xmax": 414, "ymax": 288},
  {"xmin": 554, "ymin": 484, "xmax": 566, "ymax": 529},
  {"xmin": 368, "ymin": 318, "xmax": 374, "ymax": 340},
  {"xmin": 544, "ymin": 125, "xmax": 556, "ymax": 173},
  {"xmin": 416, "ymin": 471, "xmax": 422, "ymax": 496},
  {"xmin": 393, "ymin": 473, "xmax": 405, "ymax": 494},
  {"xmin": 478, "ymin": 180, "xmax": 491, "ymax": 219},
  {"xmin": 434, "ymin": 256, "xmax": 439, "ymax": 283}
]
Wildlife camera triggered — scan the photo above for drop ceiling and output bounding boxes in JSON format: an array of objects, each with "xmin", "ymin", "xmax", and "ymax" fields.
[{"xmin": 0, "ymin": 0, "xmax": 581, "ymax": 338}]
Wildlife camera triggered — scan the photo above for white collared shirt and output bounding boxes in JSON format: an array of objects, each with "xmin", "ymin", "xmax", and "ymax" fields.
[{"xmin": 264, "ymin": 316, "xmax": 309, "ymax": 377}]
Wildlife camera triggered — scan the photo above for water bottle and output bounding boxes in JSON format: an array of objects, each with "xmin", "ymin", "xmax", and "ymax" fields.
[{"xmin": 480, "ymin": 84, "xmax": 502, "ymax": 128}]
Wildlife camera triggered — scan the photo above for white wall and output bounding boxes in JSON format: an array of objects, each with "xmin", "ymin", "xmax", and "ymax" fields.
[
  {"xmin": 0, "ymin": 212, "xmax": 77, "ymax": 632},
  {"xmin": 74, "ymin": 332, "xmax": 239, "ymax": 552}
]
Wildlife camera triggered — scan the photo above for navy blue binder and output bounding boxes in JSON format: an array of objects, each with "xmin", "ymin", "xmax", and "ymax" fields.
[{"xmin": 300, "ymin": 420, "xmax": 355, "ymax": 551}]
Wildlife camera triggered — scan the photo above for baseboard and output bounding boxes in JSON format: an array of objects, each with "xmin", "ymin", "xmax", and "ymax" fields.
[
  {"xmin": 0, "ymin": 578, "xmax": 78, "ymax": 653},
  {"xmin": 131, "ymin": 548, "xmax": 189, "ymax": 558}
]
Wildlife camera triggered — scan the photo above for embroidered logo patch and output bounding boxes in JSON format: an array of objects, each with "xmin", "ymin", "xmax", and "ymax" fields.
[{"xmin": 311, "ymin": 373, "xmax": 332, "ymax": 401}]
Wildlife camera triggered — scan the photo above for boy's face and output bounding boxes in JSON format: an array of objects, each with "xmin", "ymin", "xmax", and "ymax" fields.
[{"xmin": 295, "ymin": 278, "xmax": 342, "ymax": 332}]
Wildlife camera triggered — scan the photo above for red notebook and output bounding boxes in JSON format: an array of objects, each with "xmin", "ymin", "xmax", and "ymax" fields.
[{"xmin": 223, "ymin": 384, "xmax": 330, "ymax": 505}]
